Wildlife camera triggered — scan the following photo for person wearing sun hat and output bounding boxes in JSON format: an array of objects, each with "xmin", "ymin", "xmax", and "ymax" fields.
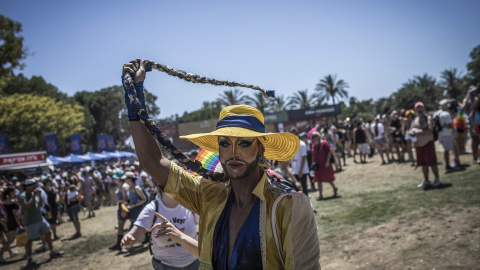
[
  {"xmin": 409, "ymin": 102, "xmax": 441, "ymax": 188},
  {"xmin": 124, "ymin": 59, "xmax": 320, "ymax": 270}
]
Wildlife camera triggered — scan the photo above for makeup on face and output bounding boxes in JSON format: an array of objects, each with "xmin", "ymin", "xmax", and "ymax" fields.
[{"xmin": 218, "ymin": 136, "xmax": 261, "ymax": 175}]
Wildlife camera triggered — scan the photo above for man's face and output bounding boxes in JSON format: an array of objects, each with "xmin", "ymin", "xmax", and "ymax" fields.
[{"xmin": 218, "ymin": 136, "xmax": 262, "ymax": 180}]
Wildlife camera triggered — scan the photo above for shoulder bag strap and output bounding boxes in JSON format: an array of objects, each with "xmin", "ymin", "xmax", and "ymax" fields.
[{"xmin": 271, "ymin": 193, "xmax": 289, "ymax": 269}]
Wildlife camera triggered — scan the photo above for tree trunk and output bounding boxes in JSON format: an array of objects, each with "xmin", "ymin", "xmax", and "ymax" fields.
[{"xmin": 332, "ymin": 96, "xmax": 338, "ymax": 124}]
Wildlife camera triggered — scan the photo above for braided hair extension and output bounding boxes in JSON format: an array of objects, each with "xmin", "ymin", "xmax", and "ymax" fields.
[
  {"xmin": 124, "ymin": 60, "xmax": 275, "ymax": 182},
  {"xmin": 124, "ymin": 60, "xmax": 275, "ymax": 99}
]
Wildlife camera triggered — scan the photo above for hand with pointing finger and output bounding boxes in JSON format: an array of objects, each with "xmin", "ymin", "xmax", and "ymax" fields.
[{"xmin": 151, "ymin": 212, "xmax": 185, "ymax": 243}]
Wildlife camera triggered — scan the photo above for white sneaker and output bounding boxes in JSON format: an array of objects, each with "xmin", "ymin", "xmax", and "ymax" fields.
[
  {"xmin": 433, "ymin": 178, "xmax": 441, "ymax": 187},
  {"xmin": 417, "ymin": 179, "xmax": 431, "ymax": 188},
  {"xmin": 10, "ymin": 250, "xmax": 18, "ymax": 257}
]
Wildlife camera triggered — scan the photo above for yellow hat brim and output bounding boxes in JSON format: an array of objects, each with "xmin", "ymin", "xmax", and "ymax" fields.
[{"xmin": 179, "ymin": 127, "xmax": 299, "ymax": 161}]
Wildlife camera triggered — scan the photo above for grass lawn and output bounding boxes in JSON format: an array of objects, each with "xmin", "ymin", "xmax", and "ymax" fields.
[{"xmin": 3, "ymin": 150, "xmax": 479, "ymax": 269}]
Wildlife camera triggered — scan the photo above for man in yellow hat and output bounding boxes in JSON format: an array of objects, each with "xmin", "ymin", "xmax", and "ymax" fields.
[{"xmin": 122, "ymin": 60, "xmax": 320, "ymax": 269}]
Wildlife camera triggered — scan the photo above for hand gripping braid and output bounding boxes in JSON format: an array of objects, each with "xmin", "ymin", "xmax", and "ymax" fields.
[{"xmin": 122, "ymin": 60, "xmax": 275, "ymax": 182}]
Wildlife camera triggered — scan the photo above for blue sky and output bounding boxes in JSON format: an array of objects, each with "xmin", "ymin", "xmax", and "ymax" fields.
[{"xmin": 2, "ymin": 0, "xmax": 479, "ymax": 117}]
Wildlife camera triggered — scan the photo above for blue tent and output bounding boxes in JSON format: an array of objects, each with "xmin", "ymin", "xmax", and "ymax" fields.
[
  {"xmin": 62, "ymin": 154, "xmax": 88, "ymax": 163},
  {"xmin": 101, "ymin": 150, "xmax": 136, "ymax": 159}
]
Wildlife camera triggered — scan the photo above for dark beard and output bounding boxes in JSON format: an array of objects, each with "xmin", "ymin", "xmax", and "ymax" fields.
[{"xmin": 221, "ymin": 155, "xmax": 260, "ymax": 180}]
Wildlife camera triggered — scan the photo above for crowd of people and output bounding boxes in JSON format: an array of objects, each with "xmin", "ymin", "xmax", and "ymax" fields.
[
  {"xmin": 0, "ymin": 71, "xmax": 478, "ymax": 268},
  {"xmin": 270, "ymin": 85, "xmax": 480, "ymax": 198}
]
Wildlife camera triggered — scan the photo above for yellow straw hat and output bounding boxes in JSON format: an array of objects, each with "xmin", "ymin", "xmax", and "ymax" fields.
[{"xmin": 180, "ymin": 105, "xmax": 299, "ymax": 161}]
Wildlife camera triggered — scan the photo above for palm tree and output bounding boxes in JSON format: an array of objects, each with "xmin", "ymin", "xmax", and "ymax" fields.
[
  {"xmin": 246, "ymin": 92, "xmax": 269, "ymax": 113},
  {"xmin": 413, "ymin": 73, "xmax": 441, "ymax": 110},
  {"xmin": 440, "ymin": 68, "xmax": 463, "ymax": 100},
  {"xmin": 315, "ymin": 74, "xmax": 349, "ymax": 122},
  {"xmin": 289, "ymin": 89, "xmax": 316, "ymax": 109},
  {"xmin": 216, "ymin": 89, "xmax": 249, "ymax": 106},
  {"xmin": 268, "ymin": 95, "xmax": 291, "ymax": 112}
]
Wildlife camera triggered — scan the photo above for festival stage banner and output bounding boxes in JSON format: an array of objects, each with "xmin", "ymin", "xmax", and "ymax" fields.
[
  {"xmin": 45, "ymin": 133, "xmax": 59, "ymax": 156},
  {"xmin": 97, "ymin": 134, "xmax": 107, "ymax": 152},
  {"xmin": 70, "ymin": 134, "xmax": 82, "ymax": 155},
  {"xmin": 107, "ymin": 136, "xmax": 116, "ymax": 152},
  {"xmin": 288, "ymin": 105, "xmax": 341, "ymax": 121},
  {"xmin": 0, "ymin": 134, "xmax": 9, "ymax": 154}
]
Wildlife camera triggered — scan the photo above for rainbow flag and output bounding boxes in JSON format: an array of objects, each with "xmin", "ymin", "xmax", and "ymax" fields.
[
  {"xmin": 454, "ymin": 109, "xmax": 466, "ymax": 130},
  {"xmin": 120, "ymin": 202, "xmax": 130, "ymax": 213},
  {"xmin": 195, "ymin": 149, "xmax": 222, "ymax": 172}
]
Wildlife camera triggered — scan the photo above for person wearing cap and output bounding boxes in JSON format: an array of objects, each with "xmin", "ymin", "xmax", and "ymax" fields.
[
  {"xmin": 462, "ymin": 85, "xmax": 479, "ymax": 163},
  {"xmin": 18, "ymin": 179, "xmax": 63, "ymax": 267},
  {"xmin": 123, "ymin": 59, "xmax": 320, "ymax": 269},
  {"xmin": 289, "ymin": 128, "xmax": 311, "ymax": 196},
  {"xmin": 409, "ymin": 102, "xmax": 441, "ymax": 188},
  {"xmin": 435, "ymin": 99, "xmax": 460, "ymax": 171}
]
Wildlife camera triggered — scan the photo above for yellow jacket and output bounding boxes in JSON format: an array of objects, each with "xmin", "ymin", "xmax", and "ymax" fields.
[{"xmin": 164, "ymin": 163, "xmax": 320, "ymax": 269}]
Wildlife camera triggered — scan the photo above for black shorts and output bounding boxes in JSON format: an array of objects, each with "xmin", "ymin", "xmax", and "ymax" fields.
[
  {"xmin": 47, "ymin": 207, "xmax": 58, "ymax": 224},
  {"xmin": 117, "ymin": 203, "xmax": 129, "ymax": 221},
  {"xmin": 7, "ymin": 217, "xmax": 19, "ymax": 231}
]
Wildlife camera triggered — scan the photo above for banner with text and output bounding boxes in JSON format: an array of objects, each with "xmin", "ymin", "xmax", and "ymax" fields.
[
  {"xmin": 45, "ymin": 133, "xmax": 59, "ymax": 156},
  {"xmin": 70, "ymin": 134, "xmax": 82, "ymax": 155},
  {"xmin": 288, "ymin": 105, "xmax": 341, "ymax": 121},
  {"xmin": 0, "ymin": 134, "xmax": 9, "ymax": 154},
  {"xmin": 107, "ymin": 136, "xmax": 116, "ymax": 152},
  {"xmin": 97, "ymin": 134, "xmax": 107, "ymax": 152}
]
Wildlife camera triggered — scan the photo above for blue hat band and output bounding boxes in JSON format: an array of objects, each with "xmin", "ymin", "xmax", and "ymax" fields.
[{"xmin": 216, "ymin": 115, "xmax": 265, "ymax": 133}]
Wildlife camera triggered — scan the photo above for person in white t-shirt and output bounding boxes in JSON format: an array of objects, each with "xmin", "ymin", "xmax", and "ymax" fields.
[
  {"xmin": 436, "ymin": 99, "xmax": 460, "ymax": 171},
  {"xmin": 371, "ymin": 116, "xmax": 390, "ymax": 165},
  {"xmin": 289, "ymin": 128, "xmax": 310, "ymax": 196},
  {"xmin": 121, "ymin": 192, "xmax": 199, "ymax": 269}
]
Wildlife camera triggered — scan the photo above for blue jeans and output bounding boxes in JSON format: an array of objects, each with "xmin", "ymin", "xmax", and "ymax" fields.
[{"xmin": 151, "ymin": 258, "xmax": 200, "ymax": 270}]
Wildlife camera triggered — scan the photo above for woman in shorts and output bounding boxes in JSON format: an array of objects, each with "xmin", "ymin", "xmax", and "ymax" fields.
[
  {"xmin": 43, "ymin": 179, "xmax": 60, "ymax": 240},
  {"xmin": 371, "ymin": 116, "xmax": 390, "ymax": 164},
  {"xmin": 64, "ymin": 185, "xmax": 81, "ymax": 238},
  {"xmin": 1, "ymin": 187, "xmax": 21, "ymax": 260}
]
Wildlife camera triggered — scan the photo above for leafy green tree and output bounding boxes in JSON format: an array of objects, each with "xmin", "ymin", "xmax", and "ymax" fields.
[
  {"xmin": 74, "ymin": 86, "xmax": 160, "ymax": 152},
  {"xmin": 413, "ymin": 73, "xmax": 441, "ymax": 110},
  {"xmin": 179, "ymin": 101, "xmax": 222, "ymax": 122},
  {"xmin": 440, "ymin": 68, "xmax": 463, "ymax": 100},
  {"xmin": 0, "ymin": 94, "xmax": 85, "ymax": 154},
  {"xmin": 246, "ymin": 92, "xmax": 269, "ymax": 113},
  {"xmin": 289, "ymin": 89, "xmax": 316, "ymax": 109},
  {"xmin": 216, "ymin": 89, "xmax": 249, "ymax": 106},
  {"xmin": 0, "ymin": 15, "xmax": 27, "ymax": 79},
  {"xmin": 2, "ymin": 74, "xmax": 68, "ymax": 101},
  {"xmin": 268, "ymin": 95, "xmax": 291, "ymax": 112},
  {"xmin": 315, "ymin": 74, "xmax": 349, "ymax": 122},
  {"xmin": 465, "ymin": 44, "xmax": 480, "ymax": 89}
]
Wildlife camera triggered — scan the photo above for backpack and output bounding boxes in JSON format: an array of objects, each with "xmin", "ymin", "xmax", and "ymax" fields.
[{"xmin": 432, "ymin": 114, "xmax": 443, "ymax": 141}]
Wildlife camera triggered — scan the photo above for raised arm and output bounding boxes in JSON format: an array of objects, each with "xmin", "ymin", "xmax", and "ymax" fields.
[{"xmin": 123, "ymin": 59, "xmax": 171, "ymax": 188}]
